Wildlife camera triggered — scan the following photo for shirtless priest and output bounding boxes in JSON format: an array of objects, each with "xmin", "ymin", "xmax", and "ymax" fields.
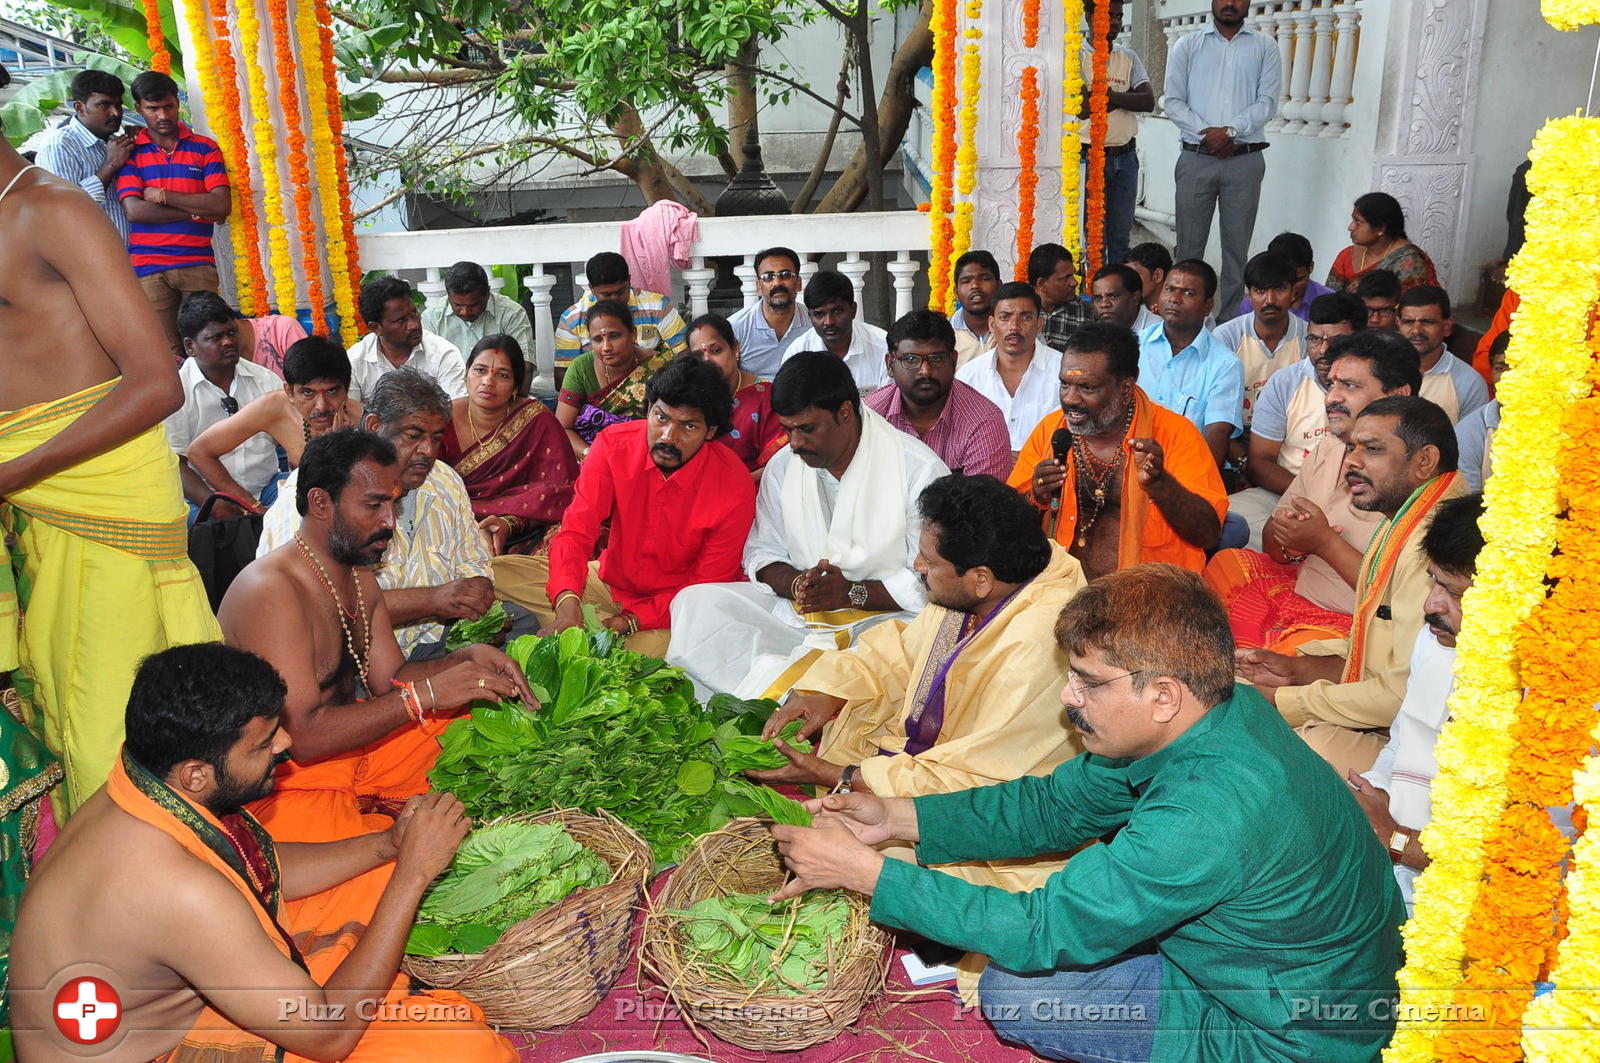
[
  {"xmin": 218, "ymin": 429, "xmax": 531, "ymax": 945},
  {"xmin": 11, "ymin": 643, "xmax": 515, "ymax": 1063}
]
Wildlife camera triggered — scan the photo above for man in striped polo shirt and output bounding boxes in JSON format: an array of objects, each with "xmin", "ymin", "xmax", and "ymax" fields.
[{"xmin": 116, "ymin": 71, "xmax": 232, "ymax": 361}]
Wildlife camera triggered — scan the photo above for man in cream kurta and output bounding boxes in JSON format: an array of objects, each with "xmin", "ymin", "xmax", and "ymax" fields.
[{"xmin": 667, "ymin": 353, "xmax": 948, "ymax": 698}]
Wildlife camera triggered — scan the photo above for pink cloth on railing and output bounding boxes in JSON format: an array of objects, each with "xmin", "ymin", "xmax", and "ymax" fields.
[{"xmin": 619, "ymin": 200, "xmax": 699, "ymax": 296}]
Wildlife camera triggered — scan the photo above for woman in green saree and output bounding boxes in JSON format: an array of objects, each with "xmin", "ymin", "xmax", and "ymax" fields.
[{"xmin": 554, "ymin": 299, "xmax": 675, "ymax": 460}]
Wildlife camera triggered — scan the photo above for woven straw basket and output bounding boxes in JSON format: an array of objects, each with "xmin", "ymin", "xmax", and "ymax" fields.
[
  {"xmin": 640, "ymin": 818, "xmax": 890, "ymax": 1051},
  {"xmin": 402, "ymin": 807, "xmax": 651, "ymax": 1029}
]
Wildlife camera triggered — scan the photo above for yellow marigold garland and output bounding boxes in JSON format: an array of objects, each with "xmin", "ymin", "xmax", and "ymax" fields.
[
  {"xmin": 207, "ymin": 0, "xmax": 268, "ymax": 313},
  {"xmin": 297, "ymin": 0, "xmax": 347, "ymax": 337},
  {"xmin": 269, "ymin": 0, "xmax": 325, "ymax": 334},
  {"xmin": 1542, "ymin": 0, "xmax": 1600, "ymax": 30},
  {"xmin": 143, "ymin": 0, "xmax": 171, "ymax": 73},
  {"xmin": 1013, "ymin": 67, "xmax": 1040, "ymax": 280},
  {"xmin": 928, "ymin": 0, "xmax": 958, "ymax": 313},
  {"xmin": 1060, "ymin": 0, "xmax": 1084, "ymax": 266},
  {"xmin": 950, "ymin": 0, "xmax": 982, "ymax": 276},
  {"xmin": 248, "ymin": 0, "xmax": 295, "ymax": 314},
  {"xmin": 313, "ymin": 0, "xmax": 365, "ymax": 341},
  {"xmin": 1386, "ymin": 113, "xmax": 1600, "ymax": 1062}
]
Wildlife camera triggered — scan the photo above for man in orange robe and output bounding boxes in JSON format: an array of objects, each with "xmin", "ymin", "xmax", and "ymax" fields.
[
  {"xmin": 219, "ymin": 429, "xmax": 531, "ymax": 944},
  {"xmin": 1007, "ymin": 321, "xmax": 1227, "ymax": 580},
  {"xmin": 11, "ymin": 643, "xmax": 516, "ymax": 1063}
]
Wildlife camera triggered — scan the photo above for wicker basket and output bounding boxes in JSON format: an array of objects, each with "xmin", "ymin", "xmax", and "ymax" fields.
[
  {"xmin": 402, "ymin": 807, "xmax": 651, "ymax": 1029},
  {"xmin": 639, "ymin": 818, "xmax": 891, "ymax": 1051}
]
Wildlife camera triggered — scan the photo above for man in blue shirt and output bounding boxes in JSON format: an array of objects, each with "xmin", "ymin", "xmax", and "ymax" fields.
[
  {"xmin": 34, "ymin": 69, "xmax": 134, "ymax": 244},
  {"xmin": 1164, "ymin": 0, "xmax": 1283, "ymax": 323},
  {"xmin": 1137, "ymin": 259, "xmax": 1243, "ymax": 472},
  {"xmin": 729, "ymin": 246, "xmax": 809, "ymax": 378}
]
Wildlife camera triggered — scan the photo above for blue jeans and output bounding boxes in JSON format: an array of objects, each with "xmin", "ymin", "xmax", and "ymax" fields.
[
  {"xmin": 1218, "ymin": 510, "xmax": 1250, "ymax": 550},
  {"xmin": 979, "ymin": 951, "xmax": 1163, "ymax": 1063},
  {"xmin": 1102, "ymin": 149, "xmax": 1139, "ymax": 269}
]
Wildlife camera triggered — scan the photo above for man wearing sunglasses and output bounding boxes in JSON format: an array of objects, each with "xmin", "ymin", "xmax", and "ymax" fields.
[
  {"xmin": 729, "ymin": 246, "xmax": 810, "ymax": 378},
  {"xmin": 162, "ymin": 291, "xmax": 286, "ymax": 520}
]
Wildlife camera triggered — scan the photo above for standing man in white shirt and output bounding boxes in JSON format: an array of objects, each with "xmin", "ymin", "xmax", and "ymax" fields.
[
  {"xmin": 1164, "ymin": 0, "xmax": 1283, "ymax": 322},
  {"xmin": 347, "ymin": 276, "xmax": 466, "ymax": 404},
  {"xmin": 163, "ymin": 292, "xmax": 285, "ymax": 519},
  {"xmin": 782, "ymin": 270, "xmax": 890, "ymax": 392},
  {"xmin": 421, "ymin": 261, "xmax": 537, "ymax": 390},
  {"xmin": 955, "ymin": 282, "xmax": 1062, "ymax": 456},
  {"xmin": 33, "ymin": 69, "xmax": 134, "ymax": 246},
  {"xmin": 730, "ymin": 247, "xmax": 810, "ymax": 378}
]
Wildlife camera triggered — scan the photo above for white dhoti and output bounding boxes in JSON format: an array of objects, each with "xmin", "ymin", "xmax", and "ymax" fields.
[{"xmin": 667, "ymin": 582, "xmax": 910, "ymax": 699}]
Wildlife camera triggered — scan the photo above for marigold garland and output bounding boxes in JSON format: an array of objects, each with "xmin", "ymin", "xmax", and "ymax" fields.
[
  {"xmin": 269, "ymin": 0, "xmax": 325, "ymax": 334},
  {"xmin": 143, "ymin": 0, "xmax": 171, "ymax": 73},
  {"xmin": 1059, "ymin": 0, "xmax": 1084, "ymax": 267},
  {"xmin": 927, "ymin": 0, "xmax": 958, "ymax": 314},
  {"xmin": 1386, "ymin": 113, "xmax": 1600, "ymax": 1063},
  {"xmin": 1543, "ymin": 0, "xmax": 1600, "ymax": 30},
  {"xmin": 949, "ymin": 0, "xmax": 982, "ymax": 278},
  {"xmin": 313, "ymin": 0, "xmax": 365, "ymax": 341},
  {"xmin": 239, "ymin": 0, "xmax": 294, "ymax": 314},
  {"xmin": 1013, "ymin": 67, "xmax": 1040, "ymax": 280},
  {"xmin": 1021, "ymin": 0, "xmax": 1040, "ymax": 47},
  {"xmin": 297, "ymin": 0, "xmax": 347, "ymax": 337},
  {"xmin": 207, "ymin": 0, "xmax": 268, "ymax": 313},
  {"xmin": 1083, "ymin": 0, "xmax": 1111, "ymax": 275}
]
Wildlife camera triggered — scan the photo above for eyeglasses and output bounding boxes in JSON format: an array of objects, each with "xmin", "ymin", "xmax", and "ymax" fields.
[
  {"xmin": 1066, "ymin": 668, "xmax": 1141, "ymax": 699},
  {"xmin": 759, "ymin": 270, "xmax": 799, "ymax": 282},
  {"xmin": 220, "ymin": 395, "xmax": 240, "ymax": 415},
  {"xmin": 892, "ymin": 352, "xmax": 955, "ymax": 370}
]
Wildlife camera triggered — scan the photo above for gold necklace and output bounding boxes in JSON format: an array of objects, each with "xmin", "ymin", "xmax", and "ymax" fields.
[
  {"xmin": 466, "ymin": 401, "xmax": 509, "ymax": 448},
  {"xmin": 294, "ymin": 533, "xmax": 371, "ymax": 693},
  {"xmin": 1070, "ymin": 401, "xmax": 1134, "ymax": 549}
]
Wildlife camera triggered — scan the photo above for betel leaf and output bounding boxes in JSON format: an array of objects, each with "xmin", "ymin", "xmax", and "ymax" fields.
[
  {"xmin": 716, "ymin": 719, "xmax": 813, "ymax": 773},
  {"xmin": 449, "ymin": 923, "xmax": 502, "ymax": 955},
  {"xmin": 445, "ymin": 601, "xmax": 511, "ymax": 651},
  {"xmin": 677, "ymin": 760, "xmax": 715, "ymax": 796},
  {"xmin": 405, "ymin": 923, "xmax": 455, "ymax": 957},
  {"xmin": 718, "ymin": 777, "xmax": 813, "ymax": 826}
]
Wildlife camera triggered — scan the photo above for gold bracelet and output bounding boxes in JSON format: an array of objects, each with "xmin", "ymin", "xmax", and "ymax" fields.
[
  {"xmin": 624, "ymin": 612, "xmax": 640, "ymax": 638},
  {"xmin": 790, "ymin": 573, "xmax": 805, "ymax": 600},
  {"xmin": 554, "ymin": 590, "xmax": 581, "ymax": 609}
]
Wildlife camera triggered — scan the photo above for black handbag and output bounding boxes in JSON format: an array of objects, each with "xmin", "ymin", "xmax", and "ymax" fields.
[{"xmin": 187, "ymin": 493, "xmax": 263, "ymax": 611}]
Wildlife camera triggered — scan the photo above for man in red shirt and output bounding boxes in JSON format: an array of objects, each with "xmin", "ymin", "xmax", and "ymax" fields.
[
  {"xmin": 494, "ymin": 356, "xmax": 757, "ymax": 656},
  {"xmin": 115, "ymin": 71, "xmax": 231, "ymax": 361}
]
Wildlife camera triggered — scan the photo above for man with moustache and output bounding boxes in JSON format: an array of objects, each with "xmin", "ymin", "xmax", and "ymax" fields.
[
  {"xmin": 11, "ymin": 644, "xmax": 517, "ymax": 1063},
  {"xmin": 781, "ymin": 270, "xmax": 890, "ymax": 391},
  {"xmin": 1212, "ymin": 251, "xmax": 1308, "ymax": 426},
  {"xmin": 220, "ymin": 429, "xmax": 533, "ymax": 951},
  {"xmin": 347, "ymin": 276, "xmax": 467, "ymax": 404},
  {"xmin": 768, "ymin": 565, "xmax": 1403, "ymax": 1063},
  {"xmin": 1398, "ymin": 285, "xmax": 1489, "ymax": 424},
  {"xmin": 1088, "ymin": 263, "xmax": 1150, "ymax": 331},
  {"xmin": 161, "ymin": 292, "xmax": 285, "ymax": 519},
  {"xmin": 1237, "ymin": 396, "xmax": 1466, "ymax": 776},
  {"xmin": 494, "ymin": 356, "xmax": 755, "ymax": 657},
  {"xmin": 1349, "ymin": 493, "xmax": 1484, "ymax": 916},
  {"xmin": 34, "ymin": 68, "xmax": 135, "ymax": 244},
  {"xmin": 730, "ymin": 247, "xmax": 810, "ymax": 378},
  {"xmin": 1136, "ymin": 258, "xmax": 1244, "ymax": 472},
  {"xmin": 865, "ymin": 310, "xmax": 1012, "ymax": 478},
  {"xmin": 949, "ymin": 250, "xmax": 1001, "ymax": 363},
  {"xmin": 1008, "ymin": 321, "xmax": 1226, "ymax": 579},
  {"xmin": 1208, "ymin": 330, "xmax": 1419, "ymax": 651},
  {"xmin": 1122, "ymin": 243, "xmax": 1170, "ymax": 332},
  {"xmin": 259, "ymin": 369, "xmax": 495, "ymax": 659},
  {"xmin": 956, "ymin": 282, "xmax": 1062, "ymax": 455},
  {"xmin": 668, "ymin": 352, "xmax": 949, "ymax": 698},
  {"xmin": 1165, "ymin": 0, "xmax": 1282, "ymax": 320}
]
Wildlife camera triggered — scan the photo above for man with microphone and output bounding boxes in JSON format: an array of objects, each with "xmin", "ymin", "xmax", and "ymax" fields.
[{"xmin": 1006, "ymin": 321, "xmax": 1228, "ymax": 578}]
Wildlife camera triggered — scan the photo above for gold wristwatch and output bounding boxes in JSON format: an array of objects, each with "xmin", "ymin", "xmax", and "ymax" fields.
[{"xmin": 1387, "ymin": 829, "xmax": 1412, "ymax": 863}]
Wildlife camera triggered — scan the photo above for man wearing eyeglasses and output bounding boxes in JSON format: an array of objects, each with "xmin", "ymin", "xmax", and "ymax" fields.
[
  {"xmin": 729, "ymin": 246, "xmax": 810, "ymax": 378},
  {"xmin": 162, "ymin": 291, "xmax": 285, "ymax": 521},
  {"xmin": 865, "ymin": 310, "xmax": 1012, "ymax": 479},
  {"xmin": 769, "ymin": 564, "xmax": 1403, "ymax": 1063}
]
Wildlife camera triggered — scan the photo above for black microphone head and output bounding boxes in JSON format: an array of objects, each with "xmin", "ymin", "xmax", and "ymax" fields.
[{"xmin": 1050, "ymin": 428, "xmax": 1072, "ymax": 462}]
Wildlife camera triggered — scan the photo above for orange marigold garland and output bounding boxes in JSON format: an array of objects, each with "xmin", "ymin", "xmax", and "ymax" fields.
[
  {"xmin": 1084, "ymin": 0, "xmax": 1111, "ymax": 275},
  {"xmin": 143, "ymin": 0, "xmax": 171, "ymax": 73},
  {"xmin": 297, "ymin": 0, "xmax": 347, "ymax": 337},
  {"xmin": 313, "ymin": 0, "xmax": 365, "ymax": 341},
  {"xmin": 269, "ymin": 0, "xmax": 326, "ymax": 333},
  {"xmin": 928, "ymin": 0, "xmax": 959, "ymax": 313},
  {"xmin": 1013, "ymin": 68, "xmax": 1040, "ymax": 279},
  {"xmin": 208, "ymin": 0, "xmax": 268, "ymax": 312}
]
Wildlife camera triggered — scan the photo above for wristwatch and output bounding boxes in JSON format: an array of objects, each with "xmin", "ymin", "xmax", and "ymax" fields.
[
  {"xmin": 837, "ymin": 764, "xmax": 859, "ymax": 794},
  {"xmin": 1387, "ymin": 829, "xmax": 1412, "ymax": 863},
  {"xmin": 847, "ymin": 581, "xmax": 869, "ymax": 608},
  {"xmin": 1225, "ymin": 125, "xmax": 1239, "ymax": 139}
]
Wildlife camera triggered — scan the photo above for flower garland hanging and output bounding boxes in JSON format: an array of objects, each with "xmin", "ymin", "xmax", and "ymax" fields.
[
  {"xmin": 269, "ymin": 0, "xmax": 326, "ymax": 334},
  {"xmin": 949, "ymin": 0, "xmax": 982, "ymax": 276},
  {"xmin": 297, "ymin": 0, "xmax": 346, "ymax": 337},
  {"xmin": 143, "ymin": 0, "xmax": 171, "ymax": 74},
  {"xmin": 207, "ymin": 0, "xmax": 268, "ymax": 313},
  {"xmin": 239, "ymin": 0, "xmax": 295, "ymax": 314},
  {"xmin": 1385, "ymin": 113, "xmax": 1600, "ymax": 1063},
  {"xmin": 1013, "ymin": 67, "xmax": 1040, "ymax": 280},
  {"xmin": 313, "ymin": 0, "xmax": 365, "ymax": 342},
  {"xmin": 927, "ymin": 0, "xmax": 958, "ymax": 314},
  {"xmin": 1083, "ymin": 0, "xmax": 1111, "ymax": 275},
  {"xmin": 1060, "ymin": 0, "xmax": 1085, "ymax": 268},
  {"xmin": 1543, "ymin": 0, "xmax": 1600, "ymax": 30}
]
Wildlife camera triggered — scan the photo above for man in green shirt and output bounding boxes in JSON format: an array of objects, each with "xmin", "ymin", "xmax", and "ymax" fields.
[{"xmin": 773, "ymin": 563, "xmax": 1404, "ymax": 1063}]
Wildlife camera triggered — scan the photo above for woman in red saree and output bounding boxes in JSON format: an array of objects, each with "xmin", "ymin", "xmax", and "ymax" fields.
[
  {"xmin": 443, "ymin": 335, "xmax": 577, "ymax": 555},
  {"xmin": 687, "ymin": 313, "xmax": 787, "ymax": 481}
]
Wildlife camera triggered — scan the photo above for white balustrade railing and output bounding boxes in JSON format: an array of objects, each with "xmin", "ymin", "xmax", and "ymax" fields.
[
  {"xmin": 1158, "ymin": 0, "xmax": 1362, "ymax": 138},
  {"xmin": 358, "ymin": 210, "xmax": 932, "ymax": 387}
]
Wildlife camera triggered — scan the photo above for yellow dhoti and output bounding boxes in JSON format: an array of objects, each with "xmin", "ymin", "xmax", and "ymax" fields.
[{"xmin": 0, "ymin": 379, "xmax": 218, "ymax": 813}]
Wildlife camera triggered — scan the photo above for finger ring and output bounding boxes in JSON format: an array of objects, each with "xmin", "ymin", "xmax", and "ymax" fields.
[{"xmin": 477, "ymin": 678, "xmax": 486, "ymax": 688}]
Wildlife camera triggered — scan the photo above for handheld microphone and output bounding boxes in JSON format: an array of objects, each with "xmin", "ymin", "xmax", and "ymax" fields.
[{"xmin": 1050, "ymin": 428, "xmax": 1072, "ymax": 464}]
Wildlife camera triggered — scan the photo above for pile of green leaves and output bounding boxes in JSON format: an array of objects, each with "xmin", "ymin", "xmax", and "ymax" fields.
[
  {"xmin": 429, "ymin": 632, "xmax": 813, "ymax": 863},
  {"xmin": 715, "ymin": 718, "xmax": 813, "ymax": 773},
  {"xmin": 405, "ymin": 819, "xmax": 611, "ymax": 957},
  {"xmin": 445, "ymin": 601, "xmax": 511, "ymax": 650},
  {"xmin": 669, "ymin": 891, "xmax": 854, "ymax": 995}
]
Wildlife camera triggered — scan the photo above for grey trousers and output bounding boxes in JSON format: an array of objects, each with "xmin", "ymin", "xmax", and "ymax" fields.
[{"xmin": 1174, "ymin": 149, "xmax": 1266, "ymax": 325}]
